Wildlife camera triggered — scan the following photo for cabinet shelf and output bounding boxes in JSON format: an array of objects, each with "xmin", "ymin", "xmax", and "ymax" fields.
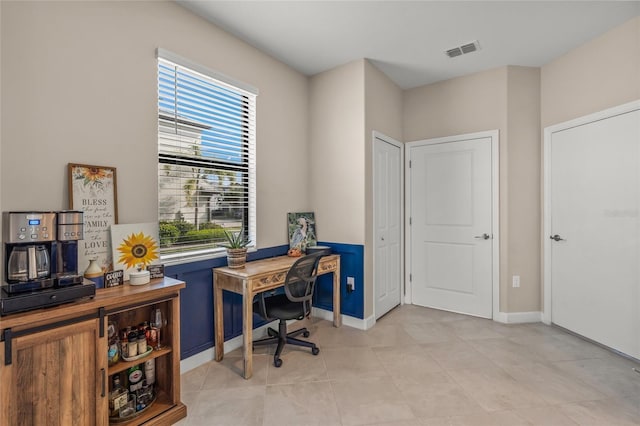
[
  {"xmin": 109, "ymin": 390, "xmax": 185, "ymax": 425},
  {"xmin": 109, "ymin": 346, "xmax": 172, "ymax": 375}
]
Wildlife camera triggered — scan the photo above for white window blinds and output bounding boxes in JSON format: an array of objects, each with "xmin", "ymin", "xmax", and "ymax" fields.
[{"xmin": 157, "ymin": 51, "xmax": 256, "ymax": 257}]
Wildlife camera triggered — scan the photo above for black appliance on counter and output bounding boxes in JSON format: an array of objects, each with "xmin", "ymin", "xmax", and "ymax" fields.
[{"xmin": 1, "ymin": 211, "xmax": 95, "ymax": 315}]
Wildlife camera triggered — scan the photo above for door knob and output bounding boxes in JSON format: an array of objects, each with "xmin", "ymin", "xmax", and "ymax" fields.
[
  {"xmin": 550, "ymin": 234, "xmax": 565, "ymax": 242},
  {"xmin": 474, "ymin": 233, "xmax": 490, "ymax": 240}
]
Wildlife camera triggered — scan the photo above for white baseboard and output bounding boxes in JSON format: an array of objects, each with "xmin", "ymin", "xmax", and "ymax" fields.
[
  {"xmin": 180, "ymin": 320, "xmax": 279, "ymax": 374},
  {"xmin": 311, "ymin": 307, "xmax": 375, "ymax": 330},
  {"xmin": 181, "ymin": 309, "xmax": 376, "ymax": 373},
  {"xmin": 541, "ymin": 310, "xmax": 551, "ymax": 325},
  {"xmin": 494, "ymin": 311, "xmax": 542, "ymax": 324},
  {"xmin": 180, "ymin": 347, "xmax": 215, "ymax": 374},
  {"xmin": 180, "ymin": 308, "xmax": 376, "ymax": 373}
]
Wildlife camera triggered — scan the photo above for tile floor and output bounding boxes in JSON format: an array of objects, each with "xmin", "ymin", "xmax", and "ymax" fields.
[{"xmin": 177, "ymin": 304, "xmax": 640, "ymax": 425}]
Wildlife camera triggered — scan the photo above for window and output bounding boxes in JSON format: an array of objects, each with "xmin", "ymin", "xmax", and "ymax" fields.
[{"xmin": 157, "ymin": 49, "xmax": 257, "ymax": 259}]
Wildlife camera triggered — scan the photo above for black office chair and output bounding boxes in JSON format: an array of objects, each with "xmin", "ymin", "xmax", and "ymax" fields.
[{"xmin": 253, "ymin": 253, "xmax": 323, "ymax": 367}]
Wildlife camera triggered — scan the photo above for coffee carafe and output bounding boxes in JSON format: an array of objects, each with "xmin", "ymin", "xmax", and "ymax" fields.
[
  {"xmin": 3, "ymin": 212, "xmax": 56, "ymax": 293},
  {"xmin": 7, "ymin": 245, "xmax": 50, "ymax": 281}
]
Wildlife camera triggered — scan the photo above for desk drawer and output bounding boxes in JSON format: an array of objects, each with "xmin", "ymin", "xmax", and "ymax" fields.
[
  {"xmin": 318, "ymin": 259, "xmax": 338, "ymax": 273},
  {"xmin": 253, "ymin": 271, "xmax": 287, "ymax": 292}
]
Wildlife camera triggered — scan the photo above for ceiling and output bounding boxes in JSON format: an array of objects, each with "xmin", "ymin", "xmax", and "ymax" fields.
[{"xmin": 177, "ymin": 1, "xmax": 640, "ymax": 89}]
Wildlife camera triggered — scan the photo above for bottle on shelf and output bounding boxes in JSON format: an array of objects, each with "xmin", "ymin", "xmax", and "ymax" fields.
[
  {"xmin": 128, "ymin": 364, "xmax": 144, "ymax": 393},
  {"xmin": 144, "ymin": 358, "xmax": 155, "ymax": 385},
  {"xmin": 108, "ymin": 374, "xmax": 128, "ymax": 417},
  {"xmin": 150, "ymin": 307, "xmax": 165, "ymax": 350},
  {"xmin": 137, "ymin": 331, "xmax": 147, "ymax": 355},
  {"xmin": 127, "ymin": 331, "xmax": 138, "ymax": 358}
]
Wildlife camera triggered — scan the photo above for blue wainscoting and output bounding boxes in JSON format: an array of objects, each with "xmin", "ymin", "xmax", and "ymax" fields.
[
  {"xmin": 313, "ymin": 242, "xmax": 364, "ymax": 319},
  {"xmin": 166, "ymin": 242, "xmax": 364, "ymax": 360}
]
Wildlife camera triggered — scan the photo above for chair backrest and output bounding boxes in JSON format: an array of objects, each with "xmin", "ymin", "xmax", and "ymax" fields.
[{"xmin": 283, "ymin": 253, "xmax": 323, "ymax": 306}]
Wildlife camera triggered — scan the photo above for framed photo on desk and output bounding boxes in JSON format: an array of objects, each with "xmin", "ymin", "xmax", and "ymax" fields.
[{"xmin": 288, "ymin": 212, "xmax": 317, "ymax": 252}]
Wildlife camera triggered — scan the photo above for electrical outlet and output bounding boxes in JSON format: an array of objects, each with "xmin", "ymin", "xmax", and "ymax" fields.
[
  {"xmin": 347, "ymin": 276, "xmax": 355, "ymax": 292},
  {"xmin": 512, "ymin": 275, "xmax": 520, "ymax": 288}
]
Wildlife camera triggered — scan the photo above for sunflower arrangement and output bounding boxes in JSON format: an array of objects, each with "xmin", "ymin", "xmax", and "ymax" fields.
[{"xmin": 117, "ymin": 231, "xmax": 159, "ymax": 269}]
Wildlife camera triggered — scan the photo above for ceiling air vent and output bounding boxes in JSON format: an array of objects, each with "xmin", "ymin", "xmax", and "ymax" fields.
[
  {"xmin": 445, "ymin": 47, "xmax": 463, "ymax": 58},
  {"xmin": 445, "ymin": 40, "xmax": 481, "ymax": 58}
]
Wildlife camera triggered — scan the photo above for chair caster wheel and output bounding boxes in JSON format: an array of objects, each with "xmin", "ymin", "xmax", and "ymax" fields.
[
  {"xmin": 312, "ymin": 347, "xmax": 320, "ymax": 355},
  {"xmin": 303, "ymin": 331, "xmax": 310, "ymax": 338},
  {"xmin": 274, "ymin": 358, "xmax": 283, "ymax": 368}
]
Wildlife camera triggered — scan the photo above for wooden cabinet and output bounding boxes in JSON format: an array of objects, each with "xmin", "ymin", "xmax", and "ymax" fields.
[
  {"xmin": 1, "ymin": 318, "xmax": 107, "ymax": 425},
  {"xmin": 0, "ymin": 278, "xmax": 186, "ymax": 426}
]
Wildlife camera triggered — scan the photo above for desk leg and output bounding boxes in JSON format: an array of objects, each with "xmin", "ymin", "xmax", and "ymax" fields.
[
  {"xmin": 242, "ymin": 282, "xmax": 253, "ymax": 379},
  {"xmin": 333, "ymin": 259, "xmax": 342, "ymax": 327},
  {"xmin": 214, "ymin": 280, "xmax": 224, "ymax": 361}
]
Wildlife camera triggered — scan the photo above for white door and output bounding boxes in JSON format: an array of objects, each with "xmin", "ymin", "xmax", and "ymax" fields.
[
  {"xmin": 409, "ymin": 134, "xmax": 495, "ymax": 318},
  {"xmin": 547, "ymin": 106, "xmax": 640, "ymax": 359},
  {"xmin": 374, "ymin": 134, "xmax": 403, "ymax": 319}
]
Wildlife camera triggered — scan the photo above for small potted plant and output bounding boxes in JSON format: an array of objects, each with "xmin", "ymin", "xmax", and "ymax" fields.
[{"xmin": 222, "ymin": 227, "xmax": 251, "ymax": 269}]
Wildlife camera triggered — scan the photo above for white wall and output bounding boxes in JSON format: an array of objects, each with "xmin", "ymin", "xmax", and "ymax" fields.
[
  {"xmin": 403, "ymin": 66, "xmax": 542, "ymax": 314},
  {"xmin": 364, "ymin": 60, "xmax": 403, "ymax": 318},
  {"xmin": 506, "ymin": 66, "xmax": 541, "ymax": 313},
  {"xmin": 540, "ymin": 16, "xmax": 640, "ymax": 314},
  {"xmin": 542, "ymin": 16, "xmax": 640, "ymax": 128},
  {"xmin": 403, "ymin": 67, "xmax": 508, "ymax": 142},
  {"xmin": 402, "ymin": 16, "xmax": 638, "ymax": 315},
  {"xmin": 404, "ymin": 67, "xmax": 519, "ymax": 312},
  {"xmin": 364, "ymin": 61, "xmax": 403, "ymax": 143},
  {"xmin": 308, "ymin": 60, "xmax": 403, "ymax": 319},
  {"xmin": 308, "ymin": 60, "xmax": 366, "ymax": 245},
  {"xmin": 0, "ymin": 1, "xmax": 309, "ymax": 249}
]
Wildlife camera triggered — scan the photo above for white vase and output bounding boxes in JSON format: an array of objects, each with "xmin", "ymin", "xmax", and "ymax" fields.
[{"xmin": 84, "ymin": 259, "xmax": 104, "ymax": 288}]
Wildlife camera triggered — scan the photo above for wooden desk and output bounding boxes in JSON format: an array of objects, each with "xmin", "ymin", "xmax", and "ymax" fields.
[{"xmin": 213, "ymin": 254, "xmax": 341, "ymax": 379}]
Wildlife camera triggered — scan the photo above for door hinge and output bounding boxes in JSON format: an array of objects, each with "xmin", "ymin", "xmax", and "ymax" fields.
[
  {"xmin": 409, "ymin": 217, "xmax": 412, "ymax": 225},
  {"xmin": 409, "ymin": 160, "xmax": 412, "ymax": 168},
  {"xmin": 409, "ymin": 273, "xmax": 412, "ymax": 282}
]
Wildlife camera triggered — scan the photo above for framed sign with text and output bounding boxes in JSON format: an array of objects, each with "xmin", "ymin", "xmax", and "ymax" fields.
[
  {"xmin": 69, "ymin": 163, "xmax": 118, "ymax": 274},
  {"xmin": 104, "ymin": 270, "xmax": 124, "ymax": 288}
]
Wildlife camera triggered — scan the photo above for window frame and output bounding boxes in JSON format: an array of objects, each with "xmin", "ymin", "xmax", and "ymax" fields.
[{"xmin": 156, "ymin": 49, "xmax": 257, "ymax": 264}]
